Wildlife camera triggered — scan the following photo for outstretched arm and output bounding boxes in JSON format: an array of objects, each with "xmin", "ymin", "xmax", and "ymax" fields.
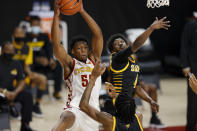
[
  {"xmin": 79, "ymin": 4, "xmax": 103, "ymax": 62},
  {"xmin": 51, "ymin": 0, "xmax": 73, "ymax": 76},
  {"xmin": 79, "ymin": 61, "xmax": 113, "ymax": 128},
  {"xmin": 132, "ymin": 17, "xmax": 171, "ymax": 53}
]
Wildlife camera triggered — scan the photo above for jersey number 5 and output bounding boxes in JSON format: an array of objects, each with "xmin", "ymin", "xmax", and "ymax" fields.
[{"xmin": 81, "ymin": 74, "xmax": 91, "ymax": 87}]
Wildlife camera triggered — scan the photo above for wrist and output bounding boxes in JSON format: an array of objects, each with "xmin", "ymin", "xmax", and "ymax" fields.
[
  {"xmin": 79, "ymin": 9, "xmax": 85, "ymax": 14},
  {"xmin": 148, "ymin": 98, "xmax": 153, "ymax": 104},
  {"xmin": 54, "ymin": 12, "xmax": 59, "ymax": 17},
  {"xmin": 90, "ymin": 75, "xmax": 97, "ymax": 81},
  {"xmin": 148, "ymin": 26, "xmax": 155, "ymax": 31},
  {"xmin": 90, "ymin": 77, "xmax": 97, "ymax": 83}
]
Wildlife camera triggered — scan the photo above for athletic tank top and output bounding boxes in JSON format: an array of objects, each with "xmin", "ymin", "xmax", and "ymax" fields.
[{"xmin": 65, "ymin": 58, "xmax": 101, "ymax": 110}]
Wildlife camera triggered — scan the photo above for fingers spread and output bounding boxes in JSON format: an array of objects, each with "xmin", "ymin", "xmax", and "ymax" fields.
[
  {"xmin": 160, "ymin": 16, "xmax": 167, "ymax": 21},
  {"xmin": 156, "ymin": 17, "xmax": 159, "ymax": 21}
]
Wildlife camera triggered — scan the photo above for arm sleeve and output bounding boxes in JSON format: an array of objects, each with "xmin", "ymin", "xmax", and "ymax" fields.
[
  {"xmin": 113, "ymin": 46, "xmax": 133, "ymax": 64},
  {"xmin": 180, "ymin": 22, "xmax": 191, "ymax": 68},
  {"xmin": 16, "ymin": 62, "xmax": 24, "ymax": 81}
]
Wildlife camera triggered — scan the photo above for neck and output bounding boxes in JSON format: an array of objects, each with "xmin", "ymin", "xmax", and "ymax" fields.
[
  {"xmin": 76, "ymin": 58, "xmax": 87, "ymax": 63},
  {"xmin": 32, "ymin": 34, "xmax": 39, "ymax": 37}
]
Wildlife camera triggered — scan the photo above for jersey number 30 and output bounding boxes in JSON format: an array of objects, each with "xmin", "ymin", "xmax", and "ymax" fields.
[{"xmin": 81, "ymin": 74, "xmax": 91, "ymax": 87}]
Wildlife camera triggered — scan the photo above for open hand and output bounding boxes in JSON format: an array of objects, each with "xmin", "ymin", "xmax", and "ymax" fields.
[
  {"xmin": 54, "ymin": 0, "xmax": 62, "ymax": 16},
  {"xmin": 91, "ymin": 60, "xmax": 106, "ymax": 78},
  {"xmin": 150, "ymin": 17, "xmax": 171, "ymax": 30},
  {"xmin": 79, "ymin": 0, "xmax": 84, "ymax": 13},
  {"xmin": 104, "ymin": 82, "xmax": 117, "ymax": 98}
]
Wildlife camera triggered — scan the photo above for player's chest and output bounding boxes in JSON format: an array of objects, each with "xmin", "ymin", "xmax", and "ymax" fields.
[
  {"xmin": 72, "ymin": 64, "xmax": 94, "ymax": 88},
  {"xmin": 73, "ymin": 62, "xmax": 94, "ymax": 76}
]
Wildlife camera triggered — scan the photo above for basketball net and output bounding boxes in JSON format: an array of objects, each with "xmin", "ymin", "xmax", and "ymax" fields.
[{"xmin": 147, "ymin": 0, "xmax": 170, "ymax": 8}]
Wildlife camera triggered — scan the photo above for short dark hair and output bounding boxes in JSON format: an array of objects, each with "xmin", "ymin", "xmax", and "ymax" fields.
[
  {"xmin": 70, "ymin": 35, "xmax": 89, "ymax": 50},
  {"xmin": 29, "ymin": 15, "xmax": 40, "ymax": 23},
  {"xmin": 115, "ymin": 93, "xmax": 136, "ymax": 124},
  {"xmin": 107, "ymin": 33, "xmax": 128, "ymax": 53},
  {"xmin": 1, "ymin": 41, "xmax": 12, "ymax": 50}
]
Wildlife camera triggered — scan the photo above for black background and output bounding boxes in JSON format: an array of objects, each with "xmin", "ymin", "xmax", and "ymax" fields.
[{"xmin": 0, "ymin": 0, "xmax": 196, "ymax": 58}]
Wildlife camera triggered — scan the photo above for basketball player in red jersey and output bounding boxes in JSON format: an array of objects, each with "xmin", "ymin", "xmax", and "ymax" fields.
[{"xmin": 51, "ymin": 0, "xmax": 103, "ymax": 131}]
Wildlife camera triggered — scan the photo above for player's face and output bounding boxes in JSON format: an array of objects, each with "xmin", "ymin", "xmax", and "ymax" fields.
[
  {"xmin": 113, "ymin": 38, "xmax": 128, "ymax": 52},
  {"xmin": 2, "ymin": 44, "xmax": 15, "ymax": 54},
  {"xmin": 72, "ymin": 41, "xmax": 89, "ymax": 62},
  {"xmin": 31, "ymin": 20, "xmax": 40, "ymax": 27},
  {"xmin": 31, "ymin": 20, "xmax": 41, "ymax": 35}
]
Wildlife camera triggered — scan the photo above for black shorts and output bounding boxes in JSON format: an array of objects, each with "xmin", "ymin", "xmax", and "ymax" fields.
[{"xmin": 113, "ymin": 114, "xmax": 143, "ymax": 131}]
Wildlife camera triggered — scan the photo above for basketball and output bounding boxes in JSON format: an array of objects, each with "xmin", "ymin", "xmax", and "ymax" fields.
[{"xmin": 60, "ymin": 0, "xmax": 82, "ymax": 16}]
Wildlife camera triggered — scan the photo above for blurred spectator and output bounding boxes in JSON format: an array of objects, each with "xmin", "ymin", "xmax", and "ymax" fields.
[
  {"xmin": 25, "ymin": 16, "xmax": 63, "ymax": 100},
  {"xmin": 180, "ymin": 15, "xmax": 197, "ymax": 131},
  {"xmin": 12, "ymin": 27, "xmax": 47, "ymax": 118},
  {"xmin": 0, "ymin": 42, "xmax": 34, "ymax": 131}
]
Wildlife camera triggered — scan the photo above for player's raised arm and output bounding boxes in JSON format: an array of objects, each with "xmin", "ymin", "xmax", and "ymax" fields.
[
  {"xmin": 132, "ymin": 17, "xmax": 171, "ymax": 53},
  {"xmin": 79, "ymin": 3, "xmax": 103, "ymax": 61},
  {"xmin": 51, "ymin": 0, "xmax": 73, "ymax": 71},
  {"xmin": 79, "ymin": 61, "xmax": 113, "ymax": 128}
]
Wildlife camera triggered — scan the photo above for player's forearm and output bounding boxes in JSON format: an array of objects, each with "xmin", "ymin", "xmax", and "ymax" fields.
[
  {"xmin": 132, "ymin": 27, "xmax": 154, "ymax": 53},
  {"xmin": 79, "ymin": 77, "xmax": 97, "ymax": 110},
  {"xmin": 51, "ymin": 14, "xmax": 61, "ymax": 47},
  {"xmin": 80, "ymin": 10, "xmax": 102, "ymax": 38},
  {"xmin": 136, "ymin": 86, "xmax": 152, "ymax": 103},
  {"xmin": 14, "ymin": 80, "xmax": 25, "ymax": 95},
  {"xmin": 24, "ymin": 65, "xmax": 32, "ymax": 75},
  {"xmin": 80, "ymin": 9, "xmax": 103, "ymax": 59}
]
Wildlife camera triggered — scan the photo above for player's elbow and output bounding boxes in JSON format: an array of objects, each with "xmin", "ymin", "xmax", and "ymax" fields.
[
  {"xmin": 79, "ymin": 102, "xmax": 88, "ymax": 112},
  {"xmin": 94, "ymin": 29, "xmax": 103, "ymax": 38}
]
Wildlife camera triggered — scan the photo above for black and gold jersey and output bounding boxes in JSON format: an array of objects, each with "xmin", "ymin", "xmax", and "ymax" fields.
[
  {"xmin": 13, "ymin": 42, "xmax": 33, "ymax": 68},
  {"xmin": 109, "ymin": 47, "xmax": 140, "ymax": 97},
  {"xmin": 112, "ymin": 114, "xmax": 143, "ymax": 131},
  {"xmin": 26, "ymin": 33, "xmax": 53, "ymax": 65},
  {"xmin": 0, "ymin": 56, "xmax": 24, "ymax": 91}
]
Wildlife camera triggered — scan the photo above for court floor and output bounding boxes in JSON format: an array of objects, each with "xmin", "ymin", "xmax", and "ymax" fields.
[{"xmin": 10, "ymin": 77, "xmax": 188, "ymax": 131}]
